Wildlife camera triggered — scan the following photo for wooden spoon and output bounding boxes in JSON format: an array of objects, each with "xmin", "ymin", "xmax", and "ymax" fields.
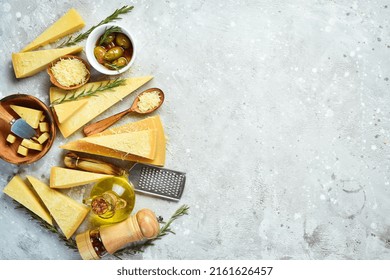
[{"xmin": 83, "ymin": 88, "xmax": 164, "ymax": 136}]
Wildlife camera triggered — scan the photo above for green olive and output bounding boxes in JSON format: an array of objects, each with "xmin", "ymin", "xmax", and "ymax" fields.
[
  {"xmin": 94, "ymin": 46, "xmax": 106, "ymax": 64},
  {"xmin": 113, "ymin": 57, "xmax": 128, "ymax": 67},
  {"xmin": 102, "ymin": 34, "xmax": 115, "ymax": 45},
  {"xmin": 104, "ymin": 46, "xmax": 124, "ymax": 62},
  {"xmin": 115, "ymin": 33, "xmax": 131, "ymax": 49}
]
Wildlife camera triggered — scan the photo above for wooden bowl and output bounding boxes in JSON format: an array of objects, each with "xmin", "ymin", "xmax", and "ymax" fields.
[
  {"xmin": 47, "ymin": 55, "xmax": 90, "ymax": 90},
  {"xmin": 0, "ymin": 94, "xmax": 56, "ymax": 165}
]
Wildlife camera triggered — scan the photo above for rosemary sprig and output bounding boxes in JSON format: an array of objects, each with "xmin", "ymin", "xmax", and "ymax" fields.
[
  {"xmin": 14, "ymin": 202, "xmax": 78, "ymax": 251},
  {"xmin": 51, "ymin": 78, "xmax": 126, "ymax": 105},
  {"xmin": 58, "ymin": 5, "xmax": 134, "ymax": 47},
  {"xmin": 113, "ymin": 205, "xmax": 190, "ymax": 258},
  {"xmin": 99, "ymin": 26, "xmax": 122, "ymax": 45}
]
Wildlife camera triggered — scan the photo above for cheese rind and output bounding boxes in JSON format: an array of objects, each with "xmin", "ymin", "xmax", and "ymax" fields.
[
  {"xmin": 3, "ymin": 175, "xmax": 53, "ymax": 225},
  {"xmin": 81, "ymin": 130, "xmax": 157, "ymax": 159},
  {"xmin": 60, "ymin": 116, "xmax": 166, "ymax": 166},
  {"xmin": 50, "ymin": 76, "xmax": 153, "ymax": 138},
  {"xmin": 50, "ymin": 167, "xmax": 113, "ymax": 188},
  {"xmin": 27, "ymin": 176, "xmax": 89, "ymax": 239},
  {"xmin": 21, "ymin": 8, "xmax": 85, "ymax": 52},
  {"xmin": 10, "ymin": 105, "xmax": 43, "ymax": 129},
  {"xmin": 12, "ymin": 46, "xmax": 83, "ymax": 78},
  {"xmin": 53, "ymin": 99, "xmax": 88, "ymax": 123}
]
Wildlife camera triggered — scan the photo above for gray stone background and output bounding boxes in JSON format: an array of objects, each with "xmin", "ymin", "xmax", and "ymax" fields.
[{"xmin": 0, "ymin": 0, "xmax": 390, "ymax": 259}]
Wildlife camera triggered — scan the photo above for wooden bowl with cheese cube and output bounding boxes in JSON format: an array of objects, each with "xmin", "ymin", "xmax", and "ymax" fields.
[{"xmin": 0, "ymin": 94, "xmax": 56, "ymax": 164}]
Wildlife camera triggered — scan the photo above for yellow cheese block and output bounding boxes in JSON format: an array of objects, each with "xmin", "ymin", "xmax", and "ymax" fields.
[
  {"xmin": 3, "ymin": 175, "xmax": 53, "ymax": 225},
  {"xmin": 21, "ymin": 8, "xmax": 85, "ymax": 52},
  {"xmin": 50, "ymin": 76, "xmax": 153, "ymax": 138},
  {"xmin": 60, "ymin": 116, "xmax": 166, "ymax": 166},
  {"xmin": 10, "ymin": 105, "xmax": 43, "ymax": 129},
  {"xmin": 50, "ymin": 167, "xmax": 113, "ymax": 188},
  {"xmin": 27, "ymin": 176, "xmax": 89, "ymax": 239},
  {"xmin": 12, "ymin": 46, "xmax": 83, "ymax": 78},
  {"xmin": 81, "ymin": 130, "xmax": 157, "ymax": 159},
  {"xmin": 53, "ymin": 99, "xmax": 88, "ymax": 123}
]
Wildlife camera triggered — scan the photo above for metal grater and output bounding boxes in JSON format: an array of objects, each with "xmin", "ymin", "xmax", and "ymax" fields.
[{"xmin": 128, "ymin": 163, "xmax": 186, "ymax": 201}]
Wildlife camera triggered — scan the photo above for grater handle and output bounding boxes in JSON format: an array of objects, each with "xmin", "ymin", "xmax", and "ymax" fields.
[{"xmin": 64, "ymin": 152, "xmax": 126, "ymax": 176}]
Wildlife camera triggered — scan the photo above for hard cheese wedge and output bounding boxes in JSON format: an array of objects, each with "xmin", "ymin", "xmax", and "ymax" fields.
[
  {"xmin": 21, "ymin": 8, "xmax": 85, "ymax": 52},
  {"xmin": 50, "ymin": 167, "xmax": 113, "ymax": 188},
  {"xmin": 10, "ymin": 105, "xmax": 43, "ymax": 129},
  {"xmin": 81, "ymin": 130, "xmax": 157, "ymax": 159},
  {"xmin": 53, "ymin": 99, "xmax": 88, "ymax": 123},
  {"xmin": 50, "ymin": 76, "xmax": 153, "ymax": 138},
  {"xmin": 60, "ymin": 116, "xmax": 166, "ymax": 166},
  {"xmin": 3, "ymin": 175, "xmax": 53, "ymax": 225},
  {"xmin": 12, "ymin": 46, "xmax": 82, "ymax": 78},
  {"xmin": 27, "ymin": 175, "xmax": 89, "ymax": 239}
]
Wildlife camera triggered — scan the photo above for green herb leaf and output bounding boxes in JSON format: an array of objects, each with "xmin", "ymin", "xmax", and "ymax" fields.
[
  {"xmin": 99, "ymin": 26, "xmax": 122, "ymax": 45},
  {"xmin": 50, "ymin": 78, "xmax": 126, "ymax": 105},
  {"xmin": 58, "ymin": 5, "xmax": 134, "ymax": 48}
]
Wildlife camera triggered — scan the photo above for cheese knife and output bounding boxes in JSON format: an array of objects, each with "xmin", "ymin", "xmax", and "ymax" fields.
[{"xmin": 0, "ymin": 103, "xmax": 36, "ymax": 139}]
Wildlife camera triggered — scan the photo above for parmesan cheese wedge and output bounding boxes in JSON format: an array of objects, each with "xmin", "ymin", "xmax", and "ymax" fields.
[
  {"xmin": 10, "ymin": 105, "xmax": 43, "ymax": 129},
  {"xmin": 3, "ymin": 175, "xmax": 53, "ymax": 225},
  {"xmin": 21, "ymin": 8, "xmax": 85, "ymax": 52},
  {"xmin": 27, "ymin": 176, "xmax": 89, "ymax": 239},
  {"xmin": 53, "ymin": 99, "xmax": 88, "ymax": 123},
  {"xmin": 50, "ymin": 167, "xmax": 113, "ymax": 189},
  {"xmin": 50, "ymin": 76, "xmax": 153, "ymax": 138},
  {"xmin": 12, "ymin": 46, "xmax": 83, "ymax": 78},
  {"xmin": 60, "ymin": 116, "xmax": 166, "ymax": 166},
  {"xmin": 80, "ymin": 130, "xmax": 157, "ymax": 159}
]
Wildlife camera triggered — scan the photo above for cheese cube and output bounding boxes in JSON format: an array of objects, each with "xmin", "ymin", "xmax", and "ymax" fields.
[
  {"xmin": 21, "ymin": 139, "xmax": 43, "ymax": 151},
  {"xmin": 40, "ymin": 114, "xmax": 46, "ymax": 122},
  {"xmin": 6, "ymin": 134, "xmax": 17, "ymax": 144},
  {"xmin": 39, "ymin": 122, "xmax": 49, "ymax": 132},
  {"xmin": 36, "ymin": 132, "xmax": 50, "ymax": 144},
  {"xmin": 17, "ymin": 145, "xmax": 28, "ymax": 156}
]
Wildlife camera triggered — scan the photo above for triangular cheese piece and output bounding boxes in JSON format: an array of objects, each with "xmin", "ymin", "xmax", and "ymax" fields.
[
  {"xmin": 53, "ymin": 99, "xmax": 88, "ymax": 123},
  {"xmin": 27, "ymin": 176, "xmax": 89, "ymax": 239},
  {"xmin": 12, "ymin": 46, "xmax": 83, "ymax": 78},
  {"xmin": 50, "ymin": 76, "xmax": 153, "ymax": 138},
  {"xmin": 80, "ymin": 130, "xmax": 157, "ymax": 159},
  {"xmin": 21, "ymin": 8, "xmax": 85, "ymax": 52},
  {"xmin": 50, "ymin": 167, "xmax": 113, "ymax": 188},
  {"xmin": 10, "ymin": 105, "xmax": 43, "ymax": 129},
  {"xmin": 3, "ymin": 175, "xmax": 53, "ymax": 225},
  {"xmin": 60, "ymin": 116, "xmax": 166, "ymax": 166}
]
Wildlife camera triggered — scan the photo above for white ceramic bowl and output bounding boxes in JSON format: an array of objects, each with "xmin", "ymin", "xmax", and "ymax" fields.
[{"xmin": 86, "ymin": 24, "xmax": 136, "ymax": 75}]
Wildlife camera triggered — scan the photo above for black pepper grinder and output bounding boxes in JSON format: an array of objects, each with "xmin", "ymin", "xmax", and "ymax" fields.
[{"xmin": 75, "ymin": 208, "xmax": 159, "ymax": 260}]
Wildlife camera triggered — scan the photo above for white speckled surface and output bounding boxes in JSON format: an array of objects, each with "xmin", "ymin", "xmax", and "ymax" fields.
[{"xmin": 1, "ymin": 0, "xmax": 390, "ymax": 260}]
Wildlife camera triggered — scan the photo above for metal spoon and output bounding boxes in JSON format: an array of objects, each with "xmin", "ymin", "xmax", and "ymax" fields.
[{"xmin": 83, "ymin": 88, "xmax": 164, "ymax": 136}]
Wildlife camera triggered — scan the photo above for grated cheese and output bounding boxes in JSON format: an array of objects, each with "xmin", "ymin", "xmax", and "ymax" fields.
[
  {"xmin": 51, "ymin": 58, "xmax": 89, "ymax": 87},
  {"xmin": 137, "ymin": 91, "xmax": 161, "ymax": 112}
]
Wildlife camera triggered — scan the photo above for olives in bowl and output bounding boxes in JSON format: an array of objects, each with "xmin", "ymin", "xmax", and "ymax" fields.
[{"xmin": 86, "ymin": 24, "xmax": 136, "ymax": 75}]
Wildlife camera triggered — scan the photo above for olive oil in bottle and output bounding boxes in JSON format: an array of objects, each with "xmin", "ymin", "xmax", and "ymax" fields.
[{"xmin": 84, "ymin": 176, "xmax": 135, "ymax": 224}]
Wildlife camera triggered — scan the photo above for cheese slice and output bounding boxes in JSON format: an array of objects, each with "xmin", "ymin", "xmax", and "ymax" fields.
[
  {"xmin": 27, "ymin": 176, "xmax": 89, "ymax": 239},
  {"xmin": 3, "ymin": 175, "xmax": 53, "ymax": 225},
  {"xmin": 53, "ymin": 99, "xmax": 88, "ymax": 123},
  {"xmin": 50, "ymin": 167, "xmax": 113, "ymax": 188},
  {"xmin": 10, "ymin": 105, "xmax": 43, "ymax": 129},
  {"xmin": 81, "ymin": 130, "xmax": 157, "ymax": 159},
  {"xmin": 12, "ymin": 46, "xmax": 83, "ymax": 78},
  {"xmin": 50, "ymin": 76, "xmax": 153, "ymax": 138},
  {"xmin": 60, "ymin": 116, "xmax": 166, "ymax": 166},
  {"xmin": 21, "ymin": 8, "xmax": 85, "ymax": 52}
]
